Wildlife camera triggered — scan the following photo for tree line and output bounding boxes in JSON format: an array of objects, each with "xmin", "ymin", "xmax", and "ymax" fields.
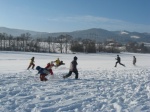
[{"xmin": 0, "ymin": 32, "xmax": 150, "ymax": 53}]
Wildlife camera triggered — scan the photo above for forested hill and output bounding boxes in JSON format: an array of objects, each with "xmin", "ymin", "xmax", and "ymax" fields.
[{"xmin": 0, "ymin": 27, "xmax": 150, "ymax": 43}]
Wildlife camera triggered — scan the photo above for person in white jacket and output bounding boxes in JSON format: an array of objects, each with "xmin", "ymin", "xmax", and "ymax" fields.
[{"xmin": 63, "ymin": 56, "xmax": 78, "ymax": 79}]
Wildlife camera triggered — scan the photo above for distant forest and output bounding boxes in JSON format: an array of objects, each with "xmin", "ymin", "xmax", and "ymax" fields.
[{"xmin": 0, "ymin": 32, "xmax": 150, "ymax": 53}]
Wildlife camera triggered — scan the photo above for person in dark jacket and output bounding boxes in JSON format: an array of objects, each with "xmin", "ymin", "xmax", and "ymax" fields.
[
  {"xmin": 36, "ymin": 66, "xmax": 49, "ymax": 81},
  {"xmin": 114, "ymin": 55, "xmax": 125, "ymax": 67},
  {"xmin": 63, "ymin": 56, "xmax": 78, "ymax": 79},
  {"xmin": 133, "ymin": 56, "xmax": 136, "ymax": 66}
]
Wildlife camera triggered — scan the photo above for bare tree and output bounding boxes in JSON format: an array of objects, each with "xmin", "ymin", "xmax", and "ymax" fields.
[
  {"xmin": 46, "ymin": 36, "xmax": 53, "ymax": 53},
  {"xmin": 51, "ymin": 37, "xmax": 57, "ymax": 53},
  {"xmin": 8, "ymin": 35, "xmax": 14, "ymax": 51},
  {"xmin": 24, "ymin": 33, "xmax": 31, "ymax": 51},
  {"xmin": 82, "ymin": 39, "xmax": 96, "ymax": 53},
  {"xmin": 96, "ymin": 41, "xmax": 103, "ymax": 52},
  {"xmin": 64, "ymin": 34, "xmax": 72, "ymax": 53},
  {"xmin": 14, "ymin": 36, "xmax": 20, "ymax": 51},
  {"xmin": 56, "ymin": 35, "xmax": 66, "ymax": 53},
  {"xmin": 2, "ymin": 33, "xmax": 8, "ymax": 50},
  {"xmin": 70, "ymin": 39, "xmax": 84, "ymax": 52},
  {"xmin": 34, "ymin": 38, "xmax": 41, "ymax": 52},
  {"xmin": 20, "ymin": 34, "xmax": 26, "ymax": 51},
  {"xmin": 0, "ymin": 33, "xmax": 3, "ymax": 50}
]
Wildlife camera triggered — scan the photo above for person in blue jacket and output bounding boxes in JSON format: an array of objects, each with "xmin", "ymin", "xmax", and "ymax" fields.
[{"xmin": 36, "ymin": 66, "xmax": 49, "ymax": 81}]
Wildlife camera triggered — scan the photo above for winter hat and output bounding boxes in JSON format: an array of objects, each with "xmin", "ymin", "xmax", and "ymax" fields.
[
  {"xmin": 74, "ymin": 56, "xmax": 78, "ymax": 60},
  {"xmin": 36, "ymin": 66, "xmax": 41, "ymax": 70}
]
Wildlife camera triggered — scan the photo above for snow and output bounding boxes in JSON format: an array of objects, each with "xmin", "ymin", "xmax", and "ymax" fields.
[
  {"xmin": 130, "ymin": 35, "xmax": 140, "ymax": 39},
  {"xmin": 0, "ymin": 51, "xmax": 150, "ymax": 112},
  {"xmin": 120, "ymin": 31, "xmax": 129, "ymax": 34}
]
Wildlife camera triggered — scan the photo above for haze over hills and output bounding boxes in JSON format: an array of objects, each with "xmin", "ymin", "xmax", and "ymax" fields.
[
  {"xmin": 0, "ymin": 27, "xmax": 48, "ymax": 37},
  {"xmin": 0, "ymin": 27, "xmax": 150, "ymax": 43}
]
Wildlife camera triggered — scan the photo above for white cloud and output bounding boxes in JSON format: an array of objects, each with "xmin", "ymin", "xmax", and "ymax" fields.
[
  {"xmin": 48, "ymin": 15, "xmax": 122, "ymax": 23},
  {"xmin": 47, "ymin": 15, "xmax": 150, "ymax": 33}
]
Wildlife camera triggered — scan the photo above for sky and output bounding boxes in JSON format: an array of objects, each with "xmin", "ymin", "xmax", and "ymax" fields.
[{"xmin": 0, "ymin": 0, "xmax": 150, "ymax": 33}]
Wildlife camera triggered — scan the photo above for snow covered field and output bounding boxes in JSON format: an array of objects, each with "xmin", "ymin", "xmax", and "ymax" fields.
[{"xmin": 0, "ymin": 51, "xmax": 150, "ymax": 112}]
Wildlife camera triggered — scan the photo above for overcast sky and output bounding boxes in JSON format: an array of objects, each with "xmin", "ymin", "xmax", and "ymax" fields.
[{"xmin": 0, "ymin": 0, "xmax": 150, "ymax": 33}]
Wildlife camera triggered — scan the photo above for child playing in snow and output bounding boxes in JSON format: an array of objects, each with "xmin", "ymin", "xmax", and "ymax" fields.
[
  {"xmin": 54, "ymin": 58, "xmax": 60, "ymax": 67},
  {"xmin": 63, "ymin": 56, "xmax": 78, "ymax": 79},
  {"xmin": 36, "ymin": 66, "xmax": 49, "ymax": 81},
  {"xmin": 45, "ymin": 61, "xmax": 55, "ymax": 75},
  {"xmin": 114, "ymin": 55, "xmax": 125, "ymax": 67},
  {"xmin": 133, "ymin": 56, "xmax": 136, "ymax": 66},
  {"xmin": 54, "ymin": 58, "xmax": 65, "ymax": 67},
  {"xmin": 27, "ymin": 57, "xmax": 35, "ymax": 70}
]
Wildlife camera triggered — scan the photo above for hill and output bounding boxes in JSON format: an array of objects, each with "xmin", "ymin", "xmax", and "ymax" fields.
[{"xmin": 0, "ymin": 27, "xmax": 150, "ymax": 43}]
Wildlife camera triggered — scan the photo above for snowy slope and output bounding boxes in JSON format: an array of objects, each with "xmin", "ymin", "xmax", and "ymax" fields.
[{"xmin": 0, "ymin": 51, "xmax": 150, "ymax": 112}]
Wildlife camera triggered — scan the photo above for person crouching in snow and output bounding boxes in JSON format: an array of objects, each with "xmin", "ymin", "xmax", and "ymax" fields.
[
  {"xmin": 45, "ymin": 61, "xmax": 54, "ymax": 75},
  {"xmin": 36, "ymin": 66, "xmax": 49, "ymax": 81},
  {"xmin": 63, "ymin": 56, "xmax": 78, "ymax": 79}
]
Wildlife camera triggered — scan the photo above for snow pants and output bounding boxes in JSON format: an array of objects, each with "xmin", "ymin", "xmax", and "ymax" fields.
[
  {"xmin": 65, "ymin": 71, "xmax": 78, "ymax": 79},
  {"xmin": 49, "ymin": 69, "xmax": 53, "ymax": 75},
  {"xmin": 27, "ymin": 63, "xmax": 35, "ymax": 69},
  {"xmin": 40, "ymin": 74, "xmax": 48, "ymax": 81},
  {"xmin": 115, "ymin": 61, "xmax": 125, "ymax": 67}
]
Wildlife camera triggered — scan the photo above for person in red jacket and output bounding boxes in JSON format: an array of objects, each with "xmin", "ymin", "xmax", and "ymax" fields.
[{"xmin": 45, "ymin": 61, "xmax": 55, "ymax": 75}]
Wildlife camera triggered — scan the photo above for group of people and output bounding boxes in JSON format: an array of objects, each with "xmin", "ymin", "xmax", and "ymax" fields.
[
  {"xmin": 27, "ymin": 57, "xmax": 65, "ymax": 70},
  {"xmin": 27, "ymin": 55, "xmax": 136, "ymax": 81},
  {"xmin": 27, "ymin": 56, "xmax": 77, "ymax": 81},
  {"xmin": 114, "ymin": 55, "xmax": 136, "ymax": 67}
]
